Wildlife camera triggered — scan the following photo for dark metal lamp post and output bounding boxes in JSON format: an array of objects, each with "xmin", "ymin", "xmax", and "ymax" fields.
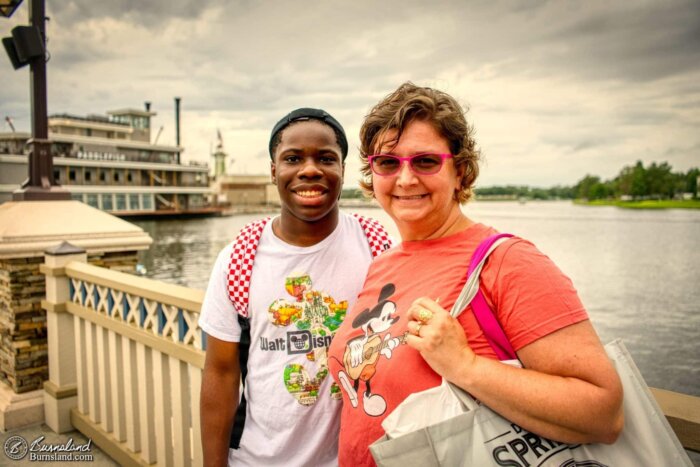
[{"xmin": 2, "ymin": 0, "xmax": 70, "ymax": 200}]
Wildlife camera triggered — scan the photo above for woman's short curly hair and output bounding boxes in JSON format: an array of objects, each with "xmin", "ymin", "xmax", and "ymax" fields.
[{"xmin": 359, "ymin": 82, "xmax": 480, "ymax": 203}]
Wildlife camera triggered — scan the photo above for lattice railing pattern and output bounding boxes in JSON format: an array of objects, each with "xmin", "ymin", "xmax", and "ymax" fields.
[
  {"xmin": 64, "ymin": 270, "xmax": 204, "ymax": 466},
  {"xmin": 70, "ymin": 278, "xmax": 204, "ymax": 350}
]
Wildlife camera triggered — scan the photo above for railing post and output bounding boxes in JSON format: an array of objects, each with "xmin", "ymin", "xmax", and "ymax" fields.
[{"xmin": 41, "ymin": 241, "xmax": 87, "ymax": 433}]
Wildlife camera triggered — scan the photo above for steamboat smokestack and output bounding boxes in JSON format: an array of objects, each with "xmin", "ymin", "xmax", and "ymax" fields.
[
  {"xmin": 175, "ymin": 97, "xmax": 181, "ymax": 163},
  {"xmin": 145, "ymin": 101, "xmax": 151, "ymax": 112}
]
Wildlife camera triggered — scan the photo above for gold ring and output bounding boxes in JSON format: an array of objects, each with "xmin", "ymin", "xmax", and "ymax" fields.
[
  {"xmin": 418, "ymin": 309, "xmax": 433, "ymax": 323},
  {"xmin": 415, "ymin": 323, "xmax": 423, "ymax": 336}
]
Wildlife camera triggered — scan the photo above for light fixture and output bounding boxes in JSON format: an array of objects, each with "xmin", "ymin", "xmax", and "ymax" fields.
[{"xmin": 3, "ymin": 25, "xmax": 43, "ymax": 68}]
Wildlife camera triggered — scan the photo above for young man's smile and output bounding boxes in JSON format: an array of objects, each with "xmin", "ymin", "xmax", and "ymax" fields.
[{"xmin": 292, "ymin": 184, "xmax": 329, "ymax": 202}]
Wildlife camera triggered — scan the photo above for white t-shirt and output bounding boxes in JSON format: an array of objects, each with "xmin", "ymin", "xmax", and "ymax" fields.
[{"xmin": 199, "ymin": 212, "xmax": 375, "ymax": 467}]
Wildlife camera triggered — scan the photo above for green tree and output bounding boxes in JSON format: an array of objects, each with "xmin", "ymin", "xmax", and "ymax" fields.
[
  {"xmin": 646, "ymin": 162, "xmax": 674, "ymax": 199},
  {"xmin": 552, "ymin": 185, "xmax": 575, "ymax": 199},
  {"xmin": 574, "ymin": 175, "xmax": 603, "ymax": 200},
  {"xmin": 589, "ymin": 182, "xmax": 610, "ymax": 200},
  {"xmin": 685, "ymin": 168, "xmax": 699, "ymax": 198},
  {"xmin": 630, "ymin": 161, "xmax": 648, "ymax": 199},
  {"xmin": 341, "ymin": 188, "xmax": 364, "ymax": 199}
]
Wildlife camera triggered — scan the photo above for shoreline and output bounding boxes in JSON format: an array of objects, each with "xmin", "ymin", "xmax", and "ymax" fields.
[{"xmin": 574, "ymin": 199, "xmax": 700, "ymax": 210}]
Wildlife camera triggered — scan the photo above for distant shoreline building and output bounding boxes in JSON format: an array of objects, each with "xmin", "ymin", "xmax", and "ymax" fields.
[
  {"xmin": 212, "ymin": 174, "xmax": 280, "ymax": 207},
  {"xmin": 0, "ymin": 105, "xmax": 217, "ymax": 217},
  {"xmin": 209, "ymin": 131, "xmax": 279, "ymax": 208}
]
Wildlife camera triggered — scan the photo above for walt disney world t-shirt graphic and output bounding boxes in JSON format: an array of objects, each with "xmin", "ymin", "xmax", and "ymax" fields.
[{"xmin": 265, "ymin": 274, "xmax": 347, "ymax": 406}]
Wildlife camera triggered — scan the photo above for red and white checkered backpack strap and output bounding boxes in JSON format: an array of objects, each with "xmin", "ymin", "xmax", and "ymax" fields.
[
  {"xmin": 352, "ymin": 213, "xmax": 393, "ymax": 258},
  {"xmin": 226, "ymin": 217, "xmax": 270, "ymax": 317}
]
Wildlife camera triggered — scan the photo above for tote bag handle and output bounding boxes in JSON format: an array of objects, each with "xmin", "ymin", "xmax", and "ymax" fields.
[{"xmin": 450, "ymin": 233, "xmax": 517, "ymax": 361}]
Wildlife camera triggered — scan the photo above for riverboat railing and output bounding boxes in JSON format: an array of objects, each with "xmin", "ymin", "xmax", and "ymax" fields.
[
  {"xmin": 41, "ymin": 244, "xmax": 204, "ymax": 466},
  {"xmin": 39, "ymin": 244, "xmax": 699, "ymax": 465}
]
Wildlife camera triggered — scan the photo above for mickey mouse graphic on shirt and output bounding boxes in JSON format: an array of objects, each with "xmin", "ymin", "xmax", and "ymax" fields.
[{"xmin": 336, "ymin": 283, "xmax": 407, "ymax": 416}]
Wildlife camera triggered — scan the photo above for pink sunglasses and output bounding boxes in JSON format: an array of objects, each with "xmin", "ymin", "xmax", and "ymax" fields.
[{"xmin": 368, "ymin": 153, "xmax": 453, "ymax": 176}]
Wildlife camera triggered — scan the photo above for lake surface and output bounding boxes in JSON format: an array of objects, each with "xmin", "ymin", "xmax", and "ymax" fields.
[{"xmin": 133, "ymin": 201, "xmax": 700, "ymax": 397}]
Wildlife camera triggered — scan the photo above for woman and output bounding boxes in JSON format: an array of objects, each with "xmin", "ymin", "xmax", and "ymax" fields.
[{"xmin": 327, "ymin": 83, "xmax": 623, "ymax": 466}]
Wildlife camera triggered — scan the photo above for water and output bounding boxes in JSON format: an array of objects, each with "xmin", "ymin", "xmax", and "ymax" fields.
[{"xmin": 133, "ymin": 201, "xmax": 700, "ymax": 397}]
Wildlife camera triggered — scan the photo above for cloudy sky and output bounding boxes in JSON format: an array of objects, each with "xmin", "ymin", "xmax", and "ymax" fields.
[{"xmin": 1, "ymin": 0, "xmax": 698, "ymax": 187}]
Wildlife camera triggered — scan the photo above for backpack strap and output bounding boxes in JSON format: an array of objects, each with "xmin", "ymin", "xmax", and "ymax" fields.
[
  {"xmin": 352, "ymin": 213, "xmax": 393, "ymax": 257},
  {"xmin": 230, "ymin": 314, "xmax": 250, "ymax": 449},
  {"xmin": 466, "ymin": 233, "xmax": 518, "ymax": 361},
  {"xmin": 225, "ymin": 218, "xmax": 269, "ymax": 449},
  {"xmin": 226, "ymin": 217, "xmax": 270, "ymax": 317}
]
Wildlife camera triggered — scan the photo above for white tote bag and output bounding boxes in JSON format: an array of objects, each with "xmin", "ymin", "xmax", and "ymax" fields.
[{"xmin": 370, "ymin": 237, "xmax": 692, "ymax": 467}]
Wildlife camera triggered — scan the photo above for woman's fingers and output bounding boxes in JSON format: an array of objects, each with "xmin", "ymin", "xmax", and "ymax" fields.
[
  {"xmin": 407, "ymin": 320, "xmax": 425, "ymax": 337},
  {"xmin": 405, "ymin": 296, "xmax": 477, "ymax": 381},
  {"xmin": 409, "ymin": 297, "xmax": 447, "ymax": 323},
  {"xmin": 406, "ymin": 297, "xmax": 450, "ymax": 347}
]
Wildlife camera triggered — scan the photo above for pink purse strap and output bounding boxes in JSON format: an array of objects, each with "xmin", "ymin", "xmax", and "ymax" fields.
[{"xmin": 466, "ymin": 233, "xmax": 518, "ymax": 361}]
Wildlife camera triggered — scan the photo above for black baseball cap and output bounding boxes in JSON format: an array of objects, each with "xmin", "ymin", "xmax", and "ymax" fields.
[{"xmin": 268, "ymin": 108, "xmax": 348, "ymax": 160}]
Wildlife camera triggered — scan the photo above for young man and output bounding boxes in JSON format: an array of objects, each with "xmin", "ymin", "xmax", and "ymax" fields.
[{"xmin": 199, "ymin": 108, "xmax": 390, "ymax": 466}]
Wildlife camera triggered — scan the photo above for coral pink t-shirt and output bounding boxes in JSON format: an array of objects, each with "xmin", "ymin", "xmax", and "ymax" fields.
[{"xmin": 327, "ymin": 223, "xmax": 589, "ymax": 466}]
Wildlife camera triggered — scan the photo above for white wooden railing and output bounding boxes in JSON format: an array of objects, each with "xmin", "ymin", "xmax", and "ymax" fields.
[{"xmin": 41, "ymin": 243, "xmax": 205, "ymax": 466}]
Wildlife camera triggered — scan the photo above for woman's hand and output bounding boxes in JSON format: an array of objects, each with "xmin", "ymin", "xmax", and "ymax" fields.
[
  {"xmin": 405, "ymin": 298, "xmax": 623, "ymax": 444},
  {"xmin": 406, "ymin": 304, "xmax": 624, "ymax": 444},
  {"xmin": 405, "ymin": 297, "xmax": 477, "ymax": 382}
]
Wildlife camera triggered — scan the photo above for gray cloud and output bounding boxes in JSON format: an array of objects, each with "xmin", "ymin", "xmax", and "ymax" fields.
[
  {"xmin": 663, "ymin": 142, "xmax": 700, "ymax": 157},
  {"xmin": 534, "ymin": 1, "xmax": 700, "ymax": 82},
  {"xmin": 48, "ymin": 0, "xmax": 230, "ymax": 27}
]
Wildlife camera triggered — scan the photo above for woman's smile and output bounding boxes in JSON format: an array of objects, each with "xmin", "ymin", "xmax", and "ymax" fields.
[{"xmin": 393, "ymin": 193, "xmax": 428, "ymax": 201}]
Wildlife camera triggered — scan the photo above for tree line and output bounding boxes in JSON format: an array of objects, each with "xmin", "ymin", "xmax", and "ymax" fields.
[
  {"xmin": 474, "ymin": 185, "xmax": 574, "ymax": 200},
  {"xmin": 572, "ymin": 161, "xmax": 698, "ymax": 201},
  {"xmin": 341, "ymin": 161, "xmax": 699, "ymax": 201},
  {"xmin": 477, "ymin": 161, "xmax": 698, "ymax": 201}
]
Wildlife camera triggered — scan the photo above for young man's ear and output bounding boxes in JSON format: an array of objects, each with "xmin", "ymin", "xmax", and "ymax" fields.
[{"xmin": 270, "ymin": 161, "xmax": 277, "ymax": 184}]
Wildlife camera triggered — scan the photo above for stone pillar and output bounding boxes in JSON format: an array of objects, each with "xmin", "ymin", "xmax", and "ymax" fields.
[
  {"xmin": 0, "ymin": 256, "xmax": 48, "ymax": 431},
  {"xmin": 0, "ymin": 200, "xmax": 152, "ymax": 431},
  {"xmin": 42, "ymin": 242, "xmax": 86, "ymax": 433},
  {"xmin": 0, "ymin": 256, "xmax": 47, "ymax": 393}
]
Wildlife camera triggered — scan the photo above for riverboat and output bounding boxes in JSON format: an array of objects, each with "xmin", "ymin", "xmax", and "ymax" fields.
[{"xmin": 0, "ymin": 105, "xmax": 220, "ymax": 217}]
